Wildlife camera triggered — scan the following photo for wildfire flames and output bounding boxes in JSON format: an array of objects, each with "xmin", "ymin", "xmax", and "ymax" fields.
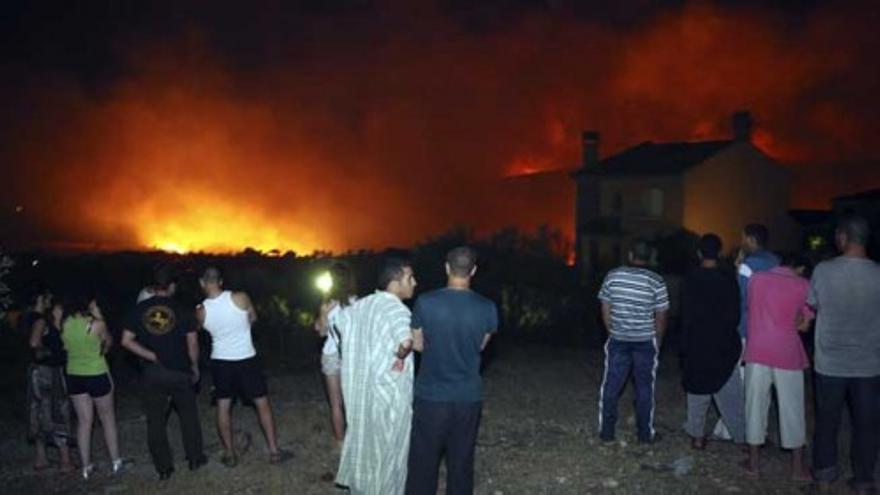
[{"xmin": 2, "ymin": 1, "xmax": 879, "ymax": 253}]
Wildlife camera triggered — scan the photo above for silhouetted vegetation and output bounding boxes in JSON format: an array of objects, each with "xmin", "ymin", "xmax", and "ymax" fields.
[{"xmin": 0, "ymin": 226, "xmax": 586, "ymax": 398}]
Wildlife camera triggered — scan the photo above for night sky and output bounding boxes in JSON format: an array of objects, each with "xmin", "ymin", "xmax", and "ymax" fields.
[{"xmin": 2, "ymin": 0, "xmax": 878, "ymax": 253}]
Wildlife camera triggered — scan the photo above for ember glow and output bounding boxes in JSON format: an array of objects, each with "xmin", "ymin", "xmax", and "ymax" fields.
[{"xmin": 1, "ymin": 1, "xmax": 878, "ymax": 252}]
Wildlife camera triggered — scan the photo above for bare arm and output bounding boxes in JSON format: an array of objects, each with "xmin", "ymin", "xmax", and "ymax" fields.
[
  {"xmin": 232, "ymin": 292, "xmax": 257, "ymax": 324},
  {"xmin": 29, "ymin": 317, "xmax": 46, "ymax": 350},
  {"xmin": 314, "ymin": 301, "xmax": 334, "ymax": 337},
  {"xmin": 186, "ymin": 331, "xmax": 200, "ymax": 383},
  {"xmin": 411, "ymin": 328, "xmax": 424, "ymax": 352},
  {"xmin": 92, "ymin": 319, "xmax": 112, "ymax": 355},
  {"xmin": 395, "ymin": 338, "xmax": 413, "ymax": 359},
  {"xmin": 121, "ymin": 329, "xmax": 158, "ymax": 363},
  {"xmin": 654, "ymin": 310, "xmax": 668, "ymax": 341},
  {"xmin": 195, "ymin": 304, "xmax": 206, "ymax": 329},
  {"xmin": 796, "ymin": 307, "xmax": 814, "ymax": 333},
  {"xmin": 187, "ymin": 331, "xmax": 199, "ymax": 367},
  {"xmin": 601, "ymin": 302, "xmax": 612, "ymax": 334}
]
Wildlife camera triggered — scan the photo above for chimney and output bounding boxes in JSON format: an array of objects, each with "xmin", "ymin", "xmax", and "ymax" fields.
[
  {"xmin": 582, "ymin": 130, "xmax": 600, "ymax": 169},
  {"xmin": 732, "ymin": 111, "xmax": 753, "ymax": 142}
]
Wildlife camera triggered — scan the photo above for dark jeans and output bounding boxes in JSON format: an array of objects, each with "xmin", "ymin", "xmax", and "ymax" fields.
[
  {"xmin": 142, "ymin": 364, "xmax": 204, "ymax": 473},
  {"xmin": 406, "ymin": 399, "xmax": 482, "ymax": 495},
  {"xmin": 812, "ymin": 373, "xmax": 880, "ymax": 487},
  {"xmin": 599, "ymin": 338, "xmax": 658, "ymax": 442}
]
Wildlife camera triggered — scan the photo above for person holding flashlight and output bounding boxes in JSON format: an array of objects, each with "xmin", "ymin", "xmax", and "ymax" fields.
[{"xmin": 314, "ymin": 262, "xmax": 358, "ymax": 446}]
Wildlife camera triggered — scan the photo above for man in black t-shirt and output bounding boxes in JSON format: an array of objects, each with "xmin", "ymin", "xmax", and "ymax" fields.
[{"xmin": 121, "ymin": 269, "xmax": 205, "ymax": 480}]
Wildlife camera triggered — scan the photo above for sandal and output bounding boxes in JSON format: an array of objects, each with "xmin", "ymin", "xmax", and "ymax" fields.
[
  {"xmin": 221, "ymin": 452, "xmax": 239, "ymax": 468},
  {"xmin": 268, "ymin": 449, "xmax": 294, "ymax": 465},
  {"xmin": 691, "ymin": 437, "xmax": 707, "ymax": 450},
  {"xmin": 738, "ymin": 459, "xmax": 759, "ymax": 479}
]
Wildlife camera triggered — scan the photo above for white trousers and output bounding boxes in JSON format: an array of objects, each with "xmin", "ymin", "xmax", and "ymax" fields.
[{"xmin": 744, "ymin": 362, "xmax": 806, "ymax": 449}]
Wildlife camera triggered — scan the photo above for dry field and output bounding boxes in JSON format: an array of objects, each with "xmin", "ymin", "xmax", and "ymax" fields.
[{"xmin": 0, "ymin": 343, "xmax": 869, "ymax": 494}]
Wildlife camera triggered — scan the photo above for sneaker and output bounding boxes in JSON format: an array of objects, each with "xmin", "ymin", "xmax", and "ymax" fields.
[{"xmin": 82, "ymin": 464, "xmax": 95, "ymax": 480}]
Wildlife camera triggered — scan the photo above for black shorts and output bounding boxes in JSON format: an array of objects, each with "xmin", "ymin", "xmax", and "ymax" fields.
[
  {"xmin": 66, "ymin": 373, "xmax": 113, "ymax": 398},
  {"xmin": 211, "ymin": 357, "xmax": 268, "ymax": 401}
]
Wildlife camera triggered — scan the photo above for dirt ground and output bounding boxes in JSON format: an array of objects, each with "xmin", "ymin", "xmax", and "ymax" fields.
[{"xmin": 0, "ymin": 343, "xmax": 871, "ymax": 494}]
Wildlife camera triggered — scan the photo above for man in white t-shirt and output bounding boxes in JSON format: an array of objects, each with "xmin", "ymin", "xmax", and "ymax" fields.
[{"xmin": 197, "ymin": 267, "xmax": 290, "ymax": 467}]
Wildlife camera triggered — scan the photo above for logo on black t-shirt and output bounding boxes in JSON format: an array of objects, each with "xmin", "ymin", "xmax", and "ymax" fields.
[{"xmin": 142, "ymin": 305, "xmax": 176, "ymax": 336}]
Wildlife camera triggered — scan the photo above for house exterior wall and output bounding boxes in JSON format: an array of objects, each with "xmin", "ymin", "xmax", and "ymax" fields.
[
  {"xmin": 683, "ymin": 142, "xmax": 799, "ymax": 253},
  {"xmin": 575, "ymin": 174, "xmax": 683, "ymax": 272}
]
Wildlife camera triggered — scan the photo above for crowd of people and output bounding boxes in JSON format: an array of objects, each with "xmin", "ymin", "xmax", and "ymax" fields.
[
  {"xmin": 17, "ymin": 214, "xmax": 879, "ymax": 494},
  {"xmin": 22, "ymin": 265, "xmax": 290, "ymax": 481},
  {"xmin": 598, "ymin": 215, "xmax": 879, "ymax": 495}
]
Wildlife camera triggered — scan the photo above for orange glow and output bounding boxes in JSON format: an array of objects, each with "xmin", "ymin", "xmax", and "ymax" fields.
[
  {"xmin": 504, "ymin": 156, "xmax": 557, "ymax": 177},
  {"xmin": 3, "ymin": 2, "xmax": 879, "ymax": 253},
  {"xmin": 134, "ymin": 194, "xmax": 322, "ymax": 254}
]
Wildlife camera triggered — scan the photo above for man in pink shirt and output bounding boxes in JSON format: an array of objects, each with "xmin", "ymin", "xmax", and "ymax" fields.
[{"xmin": 742, "ymin": 254, "xmax": 813, "ymax": 481}]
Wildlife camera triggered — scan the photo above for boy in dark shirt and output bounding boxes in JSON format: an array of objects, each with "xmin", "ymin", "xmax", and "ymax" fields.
[{"xmin": 680, "ymin": 234, "xmax": 745, "ymax": 449}]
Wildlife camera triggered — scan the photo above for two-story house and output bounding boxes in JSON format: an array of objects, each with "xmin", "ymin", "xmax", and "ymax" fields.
[{"xmin": 573, "ymin": 112, "xmax": 798, "ymax": 273}]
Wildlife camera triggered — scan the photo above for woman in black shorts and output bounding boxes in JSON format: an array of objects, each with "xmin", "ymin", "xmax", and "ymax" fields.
[
  {"xmin": 314, "ymin": 263, "xmax": 358, "ymax": 446},
  {"xmin": 61, "ymin": 297, "xmax": 122, "ymax": 479}
]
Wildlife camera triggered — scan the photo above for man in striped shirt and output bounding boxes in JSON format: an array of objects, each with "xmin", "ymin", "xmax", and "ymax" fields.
[{"xmin": 598, "ymin": 239, "xmax": 669, "ymax": 443}]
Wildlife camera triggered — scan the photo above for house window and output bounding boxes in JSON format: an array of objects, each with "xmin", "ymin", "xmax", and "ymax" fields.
[{"xmin": 641, "ymin": 188, "xmax": 664, "ymax": 217}]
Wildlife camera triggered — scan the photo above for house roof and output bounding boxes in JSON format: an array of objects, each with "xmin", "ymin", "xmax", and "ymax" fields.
[{"xmin": 574, "ymin": 139, "xmax": 733, "ymax": 176}]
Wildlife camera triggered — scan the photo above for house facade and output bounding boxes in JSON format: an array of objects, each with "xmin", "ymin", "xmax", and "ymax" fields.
[{"xmin": 573, "ymin": 112, "xmax": 798, "ymax": 274}]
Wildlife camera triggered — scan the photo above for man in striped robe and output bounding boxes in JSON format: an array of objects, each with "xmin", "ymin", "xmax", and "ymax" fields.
[{"xmin": 332, "ymin": 257, "xmax": 417, "ymax": 495}]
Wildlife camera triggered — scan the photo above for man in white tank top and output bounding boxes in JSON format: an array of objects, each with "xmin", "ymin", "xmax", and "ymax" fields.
[{"xmin": 197, "ymin": 267, "xmax": 290, "ymax": 467}]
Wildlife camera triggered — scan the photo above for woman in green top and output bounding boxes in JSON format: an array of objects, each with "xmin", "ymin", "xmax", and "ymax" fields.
[{"xmin": 62, "ymin": 296, "xmax": 122, "ymax": 480}]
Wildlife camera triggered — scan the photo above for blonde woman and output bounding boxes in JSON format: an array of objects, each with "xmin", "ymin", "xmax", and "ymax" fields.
[{"xmin": 314, "ymin": 263, "xmax": 358, "ymax": 445}]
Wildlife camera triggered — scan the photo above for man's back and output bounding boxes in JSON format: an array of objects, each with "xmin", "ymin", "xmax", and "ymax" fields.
[
  {"xmin": 738, "ymin": 249, "xmax": 780, "ymax": 338},
  {"xmin": 599, "ymin": 266, "xmax": 669, "ymax": 341},
  {"xmin": 413, "ymin": 288, "xmax": 498, "ymax": 402},
  {"xmin": 744, "ymin": 267, "xmax": 810, "ymax": 370},
  {"xmin": 809, "ymin": 256, "xmax": 880, "ymax": 377},
  {"xmin": 202, "ymin": 291, "xmax": 255, "ymax": 361},
  {"xmin": 129, "ymin": 296, "xmax": 193, "ymax": 372}
]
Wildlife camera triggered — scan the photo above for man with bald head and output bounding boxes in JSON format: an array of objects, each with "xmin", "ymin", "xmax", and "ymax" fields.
[
  {"xmin": 806, "ymin": 215, "xmax": 880, "ymax": 494},
  {"xmin": 406, "ymin": 246, "xmax": 498, "ymax": 495}
]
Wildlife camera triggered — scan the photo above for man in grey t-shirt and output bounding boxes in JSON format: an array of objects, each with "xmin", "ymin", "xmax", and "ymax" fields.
[{"xmin": 806, "ymin": 215, "xmax": 880, "ymax": 494}]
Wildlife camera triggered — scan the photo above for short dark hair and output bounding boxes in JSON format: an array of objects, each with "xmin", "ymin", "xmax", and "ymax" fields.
[
  {"xmin": 25, "ymin": 284, "xmax": 51, "ymax": 307},
  {"xmin": 200, "ymin": 266, "xmax": 223, "ymax": 284},
  {"xmin": 698, "ymin": 233, "xmax": 722, "ymax": 260},
  {"xmin": 61, "ymin": 292, "xmax": 91, "ymax": 316},
  {"xmin": 630, "ymin": 238, "xmax": 653, "ymax": 263},
  {"xmin": 837, "ymin": 214, "xmax": 870, "ymax": 246},
  {"xmin": 378, "ymin": 257, "xmax": 411, "ymax": 290},
  {"xmin": 154, "ymin": 263, "xmax": 179, "ymax": 289},
  {"xmin": 328, "ymin": 262, "xmax": 357, "ymax": 306},
  {"xmin": 446, "ymin": 246, "xmax": 477, "ymax": 277},
  {"xmin": 743, "ymin": 223, "xmax": 770, "ymax": 247},
  {"xmin": 781, "ymin": 252, "xmax": 811, "ymax": 271}
]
